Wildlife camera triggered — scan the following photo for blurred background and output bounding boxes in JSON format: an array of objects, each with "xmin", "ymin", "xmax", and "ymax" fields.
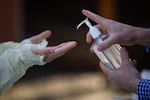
[{"xmin": 0, "ymin": 0, "xmax": 150, "ymax": 100}]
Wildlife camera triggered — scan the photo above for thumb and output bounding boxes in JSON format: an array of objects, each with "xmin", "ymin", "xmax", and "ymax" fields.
[{"xmin": 97, "ymin": 35, "xmax": 117, "ymax": 50}]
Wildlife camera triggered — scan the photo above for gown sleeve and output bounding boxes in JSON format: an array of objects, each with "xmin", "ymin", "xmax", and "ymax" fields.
[{"xmin": 0, "ymin": 39, "xmax": 48, "ymax": 94}]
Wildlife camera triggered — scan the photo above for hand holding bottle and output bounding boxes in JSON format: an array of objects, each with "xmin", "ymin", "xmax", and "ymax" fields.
[
  {"xmin": 77, "ymin": 18, "xmax": 121, "ymax": 69},
  {"xmin": 100, "ymin": 48, "xmax": 140, "ymax": 93},
  {"xmin": 30, "ymin": 30, "xmax": 77, "ymax": 63},
  {"xmin": 82, "ymin": 9, "xmax": 150, "ymax": 50}
]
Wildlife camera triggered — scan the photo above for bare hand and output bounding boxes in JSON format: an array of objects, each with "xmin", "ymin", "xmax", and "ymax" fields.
[
  {"xmin": 100, "ymin": 48, "xmax": 141, "ymax": 93},
  {"xmin": 82, "ymin": 9, "xmax": 146, "ymax": 50},
  {"xmin": 29, "ymin": 30, "xmax": 77, "ymax": 63}
]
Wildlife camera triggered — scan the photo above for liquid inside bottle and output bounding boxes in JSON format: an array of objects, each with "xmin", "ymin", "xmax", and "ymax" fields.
[{"xmin": 92, "ymin": 36, "xmax": 121, "ymax": 69}]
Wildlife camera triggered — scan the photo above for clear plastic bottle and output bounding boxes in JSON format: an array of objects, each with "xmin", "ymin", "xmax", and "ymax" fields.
[{"xmin": 77, "ymin": 18, "xmax": 121, "ymax": 69}]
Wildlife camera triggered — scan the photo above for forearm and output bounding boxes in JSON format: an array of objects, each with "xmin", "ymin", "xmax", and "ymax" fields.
[{"xmin": 0, "ymin": 39, "xmax": 47, "ymax": 94}]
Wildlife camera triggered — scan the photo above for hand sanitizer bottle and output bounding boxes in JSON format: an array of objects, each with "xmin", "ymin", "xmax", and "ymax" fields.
[{"xmin": 77, "ymin": 18, "xmax": 121, "ymax": 69}]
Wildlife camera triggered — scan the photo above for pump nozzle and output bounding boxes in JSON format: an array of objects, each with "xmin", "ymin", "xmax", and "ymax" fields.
[
  {"xmin": 77, "ymin": 18, "xmax": 93, "ymax": 30},
  {"xmin": 77, "ymin": 18, "xmax": 101, "ymax": 39}
]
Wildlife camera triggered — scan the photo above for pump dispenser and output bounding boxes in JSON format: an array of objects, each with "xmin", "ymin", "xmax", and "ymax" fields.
[{"xmin": 77, "ymin": 18, "xmax": 121, "ymax": 69}]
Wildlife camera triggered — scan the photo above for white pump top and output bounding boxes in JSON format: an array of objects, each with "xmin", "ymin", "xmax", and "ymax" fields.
[{"xmin": 77, "ymin": 18, "xmax": 102, "ymax": 39}]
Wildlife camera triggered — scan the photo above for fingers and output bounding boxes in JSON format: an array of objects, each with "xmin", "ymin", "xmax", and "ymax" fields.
[
  {"xmin": 97, "ymin": 35, "xmax": 117, "ymax": 50},
  {"xmin": 45, "ymin": 41, "xmax": 77, "ymax": 63},
  {"xmin": 30, "ymin": 30, "xmax": 52, "ymax": 44},
  {"xmin": 120, "ymin": 48, "xmax": 130, "ymax": 65},
  {"xmin": 99, "ymin": 62, "xmax": 113, "ymax": 76},
  {"xmin": 86, "ymin": 33, "xmax": 93, "ymax": 43},
  {"xmin": 82, "ymin": 9, "xmax": 107, "ymax": 25},
  {"xmin": 54, "ymin": 41, "xmax": 77, "ymax": 53},
  {"xmin": 31, "ymin": 47, "xmax": 56, "ymax": 63},
  {"xmin": 32, "ymin": 41, "xmax": 77, "ymax": 55},
  {"xmin": 82, "ymin": 10, "xmax": 116, "ymax": 51},
  {"xmin": 31, "ymin": 40, "xmax": 77, "ymax": 63},
  {"xmin": 31, "ymin": 47, "xmax": 54, "ymax": 55}
]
